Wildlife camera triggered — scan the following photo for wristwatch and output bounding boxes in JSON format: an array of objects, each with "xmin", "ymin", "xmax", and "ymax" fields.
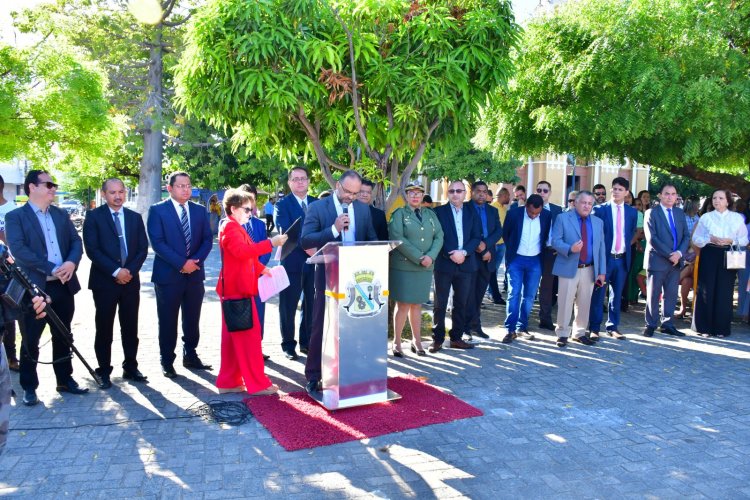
[{"xmin": 461, "ymin": 250, "xmax": 468, "ymax": 257}]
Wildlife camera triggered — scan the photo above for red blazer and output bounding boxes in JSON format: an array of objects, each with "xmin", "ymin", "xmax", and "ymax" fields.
[{"xmin": 216, "ymin": 218, "xmax": 273, "ymax": 299}]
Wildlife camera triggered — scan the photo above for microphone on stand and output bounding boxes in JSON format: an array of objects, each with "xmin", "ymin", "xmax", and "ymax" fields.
[{"xmin": 341, "ymin": 203, "xmax": 349, "ymax": 240}]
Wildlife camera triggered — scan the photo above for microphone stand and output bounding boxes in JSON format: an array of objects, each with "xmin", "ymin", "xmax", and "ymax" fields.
[{"xmin": 0, "ymin": 245, "xmax": 104, "ymax": 388}]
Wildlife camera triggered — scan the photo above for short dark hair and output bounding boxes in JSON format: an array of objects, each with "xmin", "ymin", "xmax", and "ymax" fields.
[
  {"xmin": 514, "ymin": 185, "xmax": 526, "ymax": 193},
  {"xmin": 536, "ymin": 180, "xmax": 551, "ymax": 189},
  {"xmin": 223, "ymin": 188, "xmax": 253, "ymax": 215},
  {"xmin": 0, "ymin": 174, "xmax": 4, "ymax": 190},
  {"xmin": 338, "ymin": 170, "xmax": 362, "ymax": 183},
  {"xmin": 499, "ymin": 187, "xmax": 509, "ymax": 196},
  {"xmin": 24, "ymin": 169, "xmax": 48, "ymax": 196},
  {"xmin": 422, "ymin": 194, "xmax": 433, "ymax": 204},
  {"xmin": 593, "ymin": 184, "xmax": 606, "ymax": 193},
  {"xmin": 709, "ymin": 189, "xmax": 734, "ymax": 211},
  {"xmin": 238, "ymin": 184, "xmax": 258, "ymax": 196},
  {"xmin": 288, "ymin": 166, "xmax": 310, "ymax": 180},
  {"xmin": 167, "ymin": 171, "xmax": 190, "ymax": 187},
  {"xmin": 361, "ymin": 179, "xmax": 375, "ymax": 189},
  {"xmin": 658, "ymin": 184, "xmax": 676, "ymax": 194},
  {"xmin": 101, "ymin": 178, "xmax": 124, "ymax": 192},
  {"xmin": 471, "ymin": 180, "xmax": 488, "ymax": 191},
  {"xmin": 612, "ymin": 177, "xmax": 630, "ymax": 190},
  {"xmin": 526, "ymin": 194, "xmax": 544, "ymax": 208}
]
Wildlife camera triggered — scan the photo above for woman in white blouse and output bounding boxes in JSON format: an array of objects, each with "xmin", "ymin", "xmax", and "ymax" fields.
[{"xmin": 691, "ymin": 189, "xmax": 749, "ymax": 337}]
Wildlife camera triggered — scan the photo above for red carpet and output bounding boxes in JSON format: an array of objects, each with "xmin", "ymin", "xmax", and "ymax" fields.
[{"xmin": 244, "ymin": 376, "xmax": 483, "ymax": 451}]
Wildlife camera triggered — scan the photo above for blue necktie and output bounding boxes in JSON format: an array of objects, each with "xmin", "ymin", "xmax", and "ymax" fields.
[
  {"xmin": 113, "ymin": 211, "xmax": 127, "ymax": 265},
  {"xmin": 667, "ymin": 208, "xmax": 678, "ymax": 252},
  {"xmin": 180, "ymin": 204, "xmax": 191, "ymax": 256}
]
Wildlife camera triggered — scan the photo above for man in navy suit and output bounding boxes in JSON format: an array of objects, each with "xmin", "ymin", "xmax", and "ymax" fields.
[
  {"xmin": 300, "ymin": 170, "xmax": 377, "ymax": 394},
  {"xmin": 501, "ymin": 194, "xmax": 551, "ymax": 343},
  {"xmin": 588, "ymin": 177, "xmax": 638, "ymax": 339},
  {"xmin": 643, "ymin": 184, "xmax": 690, "ymax": 337},
  {"xmin": 535, "ymin": 180, "xmax": 563, "ymax": 330},
  {"xmin": 430, "ymin": 180, "xmax": 481, "ymax": 352},
  {"xmin": 83, "ymin": 178, "xmax": 149, "ymax": 388},
  {"xmin": 465, "ymin": 181, "xmax": 502, "ymax": 339},
  {"xmin": 147, "ymin": 171, "xmax": 213, "ymax": 378},
  {"xmin": 274, "ymin": 167, "xmax": 317, "ymax": 360},
  {"xmin": 5, "ymin": 170, "xmax": 87, "ymax": 405}
]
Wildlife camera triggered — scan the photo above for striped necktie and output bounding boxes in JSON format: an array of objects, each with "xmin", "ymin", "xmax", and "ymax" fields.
[{"xmin": 180, "ymin": 204, "xmax": 191, "ymax": 256}]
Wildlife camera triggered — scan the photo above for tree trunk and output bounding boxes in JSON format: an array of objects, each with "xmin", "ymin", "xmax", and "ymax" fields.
[
  {"xmin": 136, "ymin": 26, "xmax": 164, "ymax": 216},
  {"xmin": 665, "ymin": 163, "xmax": 750, "ymax": 200}
]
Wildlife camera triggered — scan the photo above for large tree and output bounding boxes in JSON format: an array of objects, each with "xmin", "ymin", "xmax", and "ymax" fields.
[
  {"xmin": 483, "ymin": 0, "xmax": 750, "ymax": 197},
  {"xmin": 175, "ymin": 0, "xmax": 520, "ymax": 210}
]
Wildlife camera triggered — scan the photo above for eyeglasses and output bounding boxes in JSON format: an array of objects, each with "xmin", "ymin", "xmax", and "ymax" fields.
[
  {"xmin": 239, "ymin": 207, "xmax": 252, "ymax": 214},
  {"xmin": 536, "ymin": 188, "xmax": 549, "ymax": 193},
  {"xmin": 290, "ymin": 177, "xmax": 308, "ymax": 183},
  {"xmin": 448, "ymin": 189, "xmax": 465, "ymax": 194},
  {"xmin": 173, "ymin": 184, "xmax": 192, "ymax": 190},
  {"xmin": 594, "ymin": 191, "xmax": 606, "ymax": 196},
  {"xmin": 339, "ymin": 186, "xmax": 360, "ymax": 197},
  {"xmin": 568, "ymin": 199, "xmax": 575, "ymax": 203},
  {"xmin": 36, "ymin": 181, "xmax": 58, "ymax": 189},
  {"xmin": 406, "ymin": 191, "xmax": 423, "ymax": 197}
]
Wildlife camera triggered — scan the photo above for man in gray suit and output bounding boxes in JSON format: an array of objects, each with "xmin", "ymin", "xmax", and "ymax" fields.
[
  {"xmin": 643, "ymin": 184, "xmax": 690, "ymax": 337},
  {"xmin": 550, "ymin": 191, "xmax": 606, "ymax": 347}
]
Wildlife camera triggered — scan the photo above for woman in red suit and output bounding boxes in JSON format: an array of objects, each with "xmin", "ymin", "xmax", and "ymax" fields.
[{"xmin": 216, "ymin": 189, "xmax": 287, "ymax": 395}]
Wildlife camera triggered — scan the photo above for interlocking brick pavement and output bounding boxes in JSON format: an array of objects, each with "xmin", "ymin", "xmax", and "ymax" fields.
[{"xmin": 1, "ymin": 239, "xmax": 750, "ymax": 498}]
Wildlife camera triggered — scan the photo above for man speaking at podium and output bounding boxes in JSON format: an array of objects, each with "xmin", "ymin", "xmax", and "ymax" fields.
[{"xmin": 300, "ymin": 170, "xmax": 377, "ymax": 395}]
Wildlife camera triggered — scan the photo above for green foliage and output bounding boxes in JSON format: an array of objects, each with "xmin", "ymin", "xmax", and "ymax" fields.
[
  {"xmin": 483, "ymin": 0, "xmax": 750, "ymax": 194},
  {"xmin": 175, "ymin": 0, "xmax": 520, "ymax": 209},
  {"xmin": 424, "ymin": 138, "xmax": 520, "ymax": 184}
]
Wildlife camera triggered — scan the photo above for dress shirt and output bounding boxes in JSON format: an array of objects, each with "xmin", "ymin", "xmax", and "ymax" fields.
[
  {"xmin": 451, "ymin": 204, "xmax": 464, "ymax": 250},
  {"xmin": 110, "ymin": 206, "xmax": 127, "ymax": 277},
  {"xmin": 659, "ymin": 205, "xmax": 682, "ymax": 256},
  {"xmin": 610, "ymin": 200, "xmax": 627, "ymax": 254},
  {"xmin": 692, "ymin": 209, "xmax": 749, "ymax": 248},
  {"xmin": 28, "ymin": 200, "xmax": 63, "ymax": 272},
  {"xmin": 517, "ymin": 209, "xmax": 541, "ymax": 257},
  {"xmin": 331, "ymin": 194, "xmax": 356, "ymax": 242},
  {"xmin": 169, "ymin": 197, "xmax": 191, "ymax": 226},
  {"xmin": 293, "ymin": 194, "xmax": 308, "ymax": 210}
]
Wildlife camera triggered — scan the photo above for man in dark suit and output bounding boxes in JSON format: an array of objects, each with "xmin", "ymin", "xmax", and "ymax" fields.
[
  {"xmin": 82, "ymin": 178, "xmax": 149, "ymax": 388},
  {"xmin": 501, "ymin": 194, "xmax": 551, "ymax": 343},
  {"xmin": 358, "ymin": 179, "xmax": 389, "ymax": 240},
  {"xmin": 147, "ymin": 171, "xmax": 213, "ymax": 378},
  {"xmin": 588, "ymin": 177, "xmax": 638, "ymax": 339},
  {"xmin": 465, "ymin": 181, "xmax": 502, "ymax": 339},
  {"xmin": 643, "ymin": 184, "xmax": 690, "ymax": 337},
  {"xmin": 5, "ymin": 170, "xmax": 87, "ymax": 406},
  {"xmin": 300, "ymin": 170, "xmax": 377, "ymax": 394},
  {"xmin": 430, "ymin": 180, "xmax": 482, "ymax": 352},
  {"xmin": 274, "ymin": 167, "xmax": 317, "ymax": 360},
  {"xmin": 535, "ymin": 180, "xmax": 563, "ymax": 330}
]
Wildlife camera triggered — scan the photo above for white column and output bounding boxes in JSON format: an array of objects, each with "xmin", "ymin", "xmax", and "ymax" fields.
[{"xmin": 527, "ymin": 156, "xmax": 534, "ymax": 190}]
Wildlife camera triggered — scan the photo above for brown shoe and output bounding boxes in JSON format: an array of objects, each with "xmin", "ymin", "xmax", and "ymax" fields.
[
  {"xmin": 428, "ymin": 341, "xmax": 443, "ymax": 353},
  {"xmin": 449, "ymin": 339, "xmax": 474, "ymax": 349},
  {"xmin": 7, "ymin": 359, "xmax": 19, "ymax": 372}
]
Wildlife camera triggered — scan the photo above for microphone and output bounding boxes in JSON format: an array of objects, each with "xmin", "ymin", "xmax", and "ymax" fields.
[{"xmin": 341, "ymin": 203, "xmax": 349, "ymax": 232}]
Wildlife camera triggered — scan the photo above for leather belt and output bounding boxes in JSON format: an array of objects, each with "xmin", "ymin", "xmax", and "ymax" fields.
[
  {"xmin": 577, "ymin": 263, "xmax": 593, "ymax": 268},
  {"xmin": 612, "ymin": 253, "xmax": 626, "ymax": 259}
]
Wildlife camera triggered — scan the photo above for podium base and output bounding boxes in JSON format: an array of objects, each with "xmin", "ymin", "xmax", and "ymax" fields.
[{"xmin": 308, "ymin": 388, "xmax": 402, "ymax": 411}]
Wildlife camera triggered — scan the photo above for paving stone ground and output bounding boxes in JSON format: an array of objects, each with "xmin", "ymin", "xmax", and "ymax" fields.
[{"xmin": 2, "ymin": 238, "xmax": 750, "ymax": 499}]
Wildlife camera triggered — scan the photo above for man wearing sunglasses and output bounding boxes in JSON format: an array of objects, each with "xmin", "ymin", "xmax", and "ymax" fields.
[
  {"xmin": 430, "ymin": 180, "xmax": 482, "ymax": 352},
  {"xmin": 535, "ymin": 181, "xmax": 563, "ymax": 331},
  {"xmin": 147, "ymin": 171, "xmax": 214, "ymax": 378},
  {"xmin": 593, "ymin": 184, "xmax": 607, "ymax": 206},
  {"xmin": 5, "ymin": 170, "xmax": 86, "ymax": 405}
]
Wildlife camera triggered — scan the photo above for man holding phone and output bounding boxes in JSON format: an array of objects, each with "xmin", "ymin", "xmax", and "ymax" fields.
[{"xmin": 550, "ymin": 191, "xmax": 606, "ymax": 346}]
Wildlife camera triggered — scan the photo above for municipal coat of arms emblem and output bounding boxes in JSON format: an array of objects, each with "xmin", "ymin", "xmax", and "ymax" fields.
[{"xmin": 342, "ymin": 269, "xmax": 386, "ymax": 318}]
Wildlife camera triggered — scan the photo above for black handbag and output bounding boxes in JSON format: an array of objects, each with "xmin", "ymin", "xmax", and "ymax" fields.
[{"xmin": 220, "ymin": 244, "xmax": 254, "ymax": 332}]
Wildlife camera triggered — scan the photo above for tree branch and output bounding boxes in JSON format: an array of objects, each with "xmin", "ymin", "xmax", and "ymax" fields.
[
  {"xmin": 164, "ymin": 133, "xmax": 228, "ymax": 147},
  {"xmin": 292, "ymin": 104, "xmax": 345, "ymax": 187},
  {"xmin": 663, "ymin": 162, "xmax": 750, "ymax": 198}
]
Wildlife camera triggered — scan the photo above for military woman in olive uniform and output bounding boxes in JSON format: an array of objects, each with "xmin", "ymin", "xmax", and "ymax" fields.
[{"xmin": 388, "ymin": 183, "xmax": 444, "ymax": 356}]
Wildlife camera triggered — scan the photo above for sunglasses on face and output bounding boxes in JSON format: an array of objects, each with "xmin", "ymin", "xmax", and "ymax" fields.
[
  {"xmin": 537, "ymin": 188, "xmax": 549, "ymax": 193},
  {"xmin": 239, "ymin": 207, "xmax": 252, "ymax": 214},
  {"xmin": 594, "ymin": 191, "xmax": 606, "ymax": 196},
  {"xmin": 448, "ymin": 189, "xmax": 465, "ymax": 194},
  {"xmin": 37, "ymin": 181, "xmax": 58, "ymax": 189},
  {"xmin": 568, "ymin": 199, "xmax": 575, "ymax": 203}
]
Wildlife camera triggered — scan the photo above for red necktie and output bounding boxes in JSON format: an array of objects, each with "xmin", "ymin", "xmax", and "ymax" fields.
[{"xmin": 580, "ymin": 217, "xmax": 588, "ymax": 263}]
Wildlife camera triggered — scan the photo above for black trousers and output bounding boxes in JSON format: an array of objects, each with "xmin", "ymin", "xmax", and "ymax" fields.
[
  {"xmin": 305, "ymin": 265, "xmax": 327, "ymax": 382},
  {"xmin": 694, "ymin": 245, "xmax": 737, "ymax": 336},
  {"xmin": 265, "ymin": 215, "xmax": 275, "ymax": 233},
  {"xmin": 538, "ymin": 247, "xmax": 557, "ymax": 324},
  {"xmin": 432, "ymin": 266, "xmax": 473, "ymax": 343},
  {"xmin": 154, "ymin": 278, "xmax": 204, "ymax": 367},
  {"xmin": 20, "ymin": 281, "xmax": 75, "ymax": 391},
  {"xmin": 466, "ymin": 259, "xmax": 491, "ymax": 331},
  {"xmin": 278, "ymin": 264, "xmax": 314, "ymax": 353},
  {"xmin": 93, "ymin": 281, "xmax": 141, "ymax": 375}
]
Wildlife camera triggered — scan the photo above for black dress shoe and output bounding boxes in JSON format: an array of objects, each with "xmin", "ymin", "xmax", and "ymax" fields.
[
  {"xmin": 573, "ymin": 335, "xmax": 595, "ymax": 346},
  {"xmin": 99, "ymin": 374, "xmax": 112, "ymax": 389},
  {"xmin": 23, "ymin": 389, "xmax": 39, "ymax": 406},
  {"xmin": 123, "ymin": 369, "xmax": 149, "ymax": 382},
  {"xmin": 305, "ymin": 379, "xmax": 321, "ymax": 394},
  {"xmin": 556, "ymin": 337, "xmax": 568, "ymax": 347},
  {"xmin": 539, "ymin": 321, "xmax": 555, "ymax": 331},
  {"xmin": 660, "ymin": 325, "xmax": 685, "ymax": 336},
  {"xmin": 183, "ymin": 356, "xmax": 212, "ymax": 370},
  {"xmin": 284, "ymin": 351, "xmax": 299, "ymax": 360},
  {"xmin": 472, "ymin": 329, "xmax": 490, "ymax": 339},
  {"xmin": 501, "ymin": 332, "xmax": 515, "ymax": 344},
  {"xmin": 56, "ymin": 378, "xmax": 89, "ymax": 394},
  {"xmin": 643, "ymin": 326, "xmax": 655, "ymax": 337},
  {"xmin": 299, "ymin": 347, "xmax": 309, "ymax": 354},
  {"xmin": 162, "ymin": 365, "xmax": 178, "ymax": 378},
  {"xmin": 493, "ymin": 297, "xmax": 506, "ymax": 305},
  {"xmin": 428, "ymin": 341, "xmax": 443, "ymax": 353}
]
